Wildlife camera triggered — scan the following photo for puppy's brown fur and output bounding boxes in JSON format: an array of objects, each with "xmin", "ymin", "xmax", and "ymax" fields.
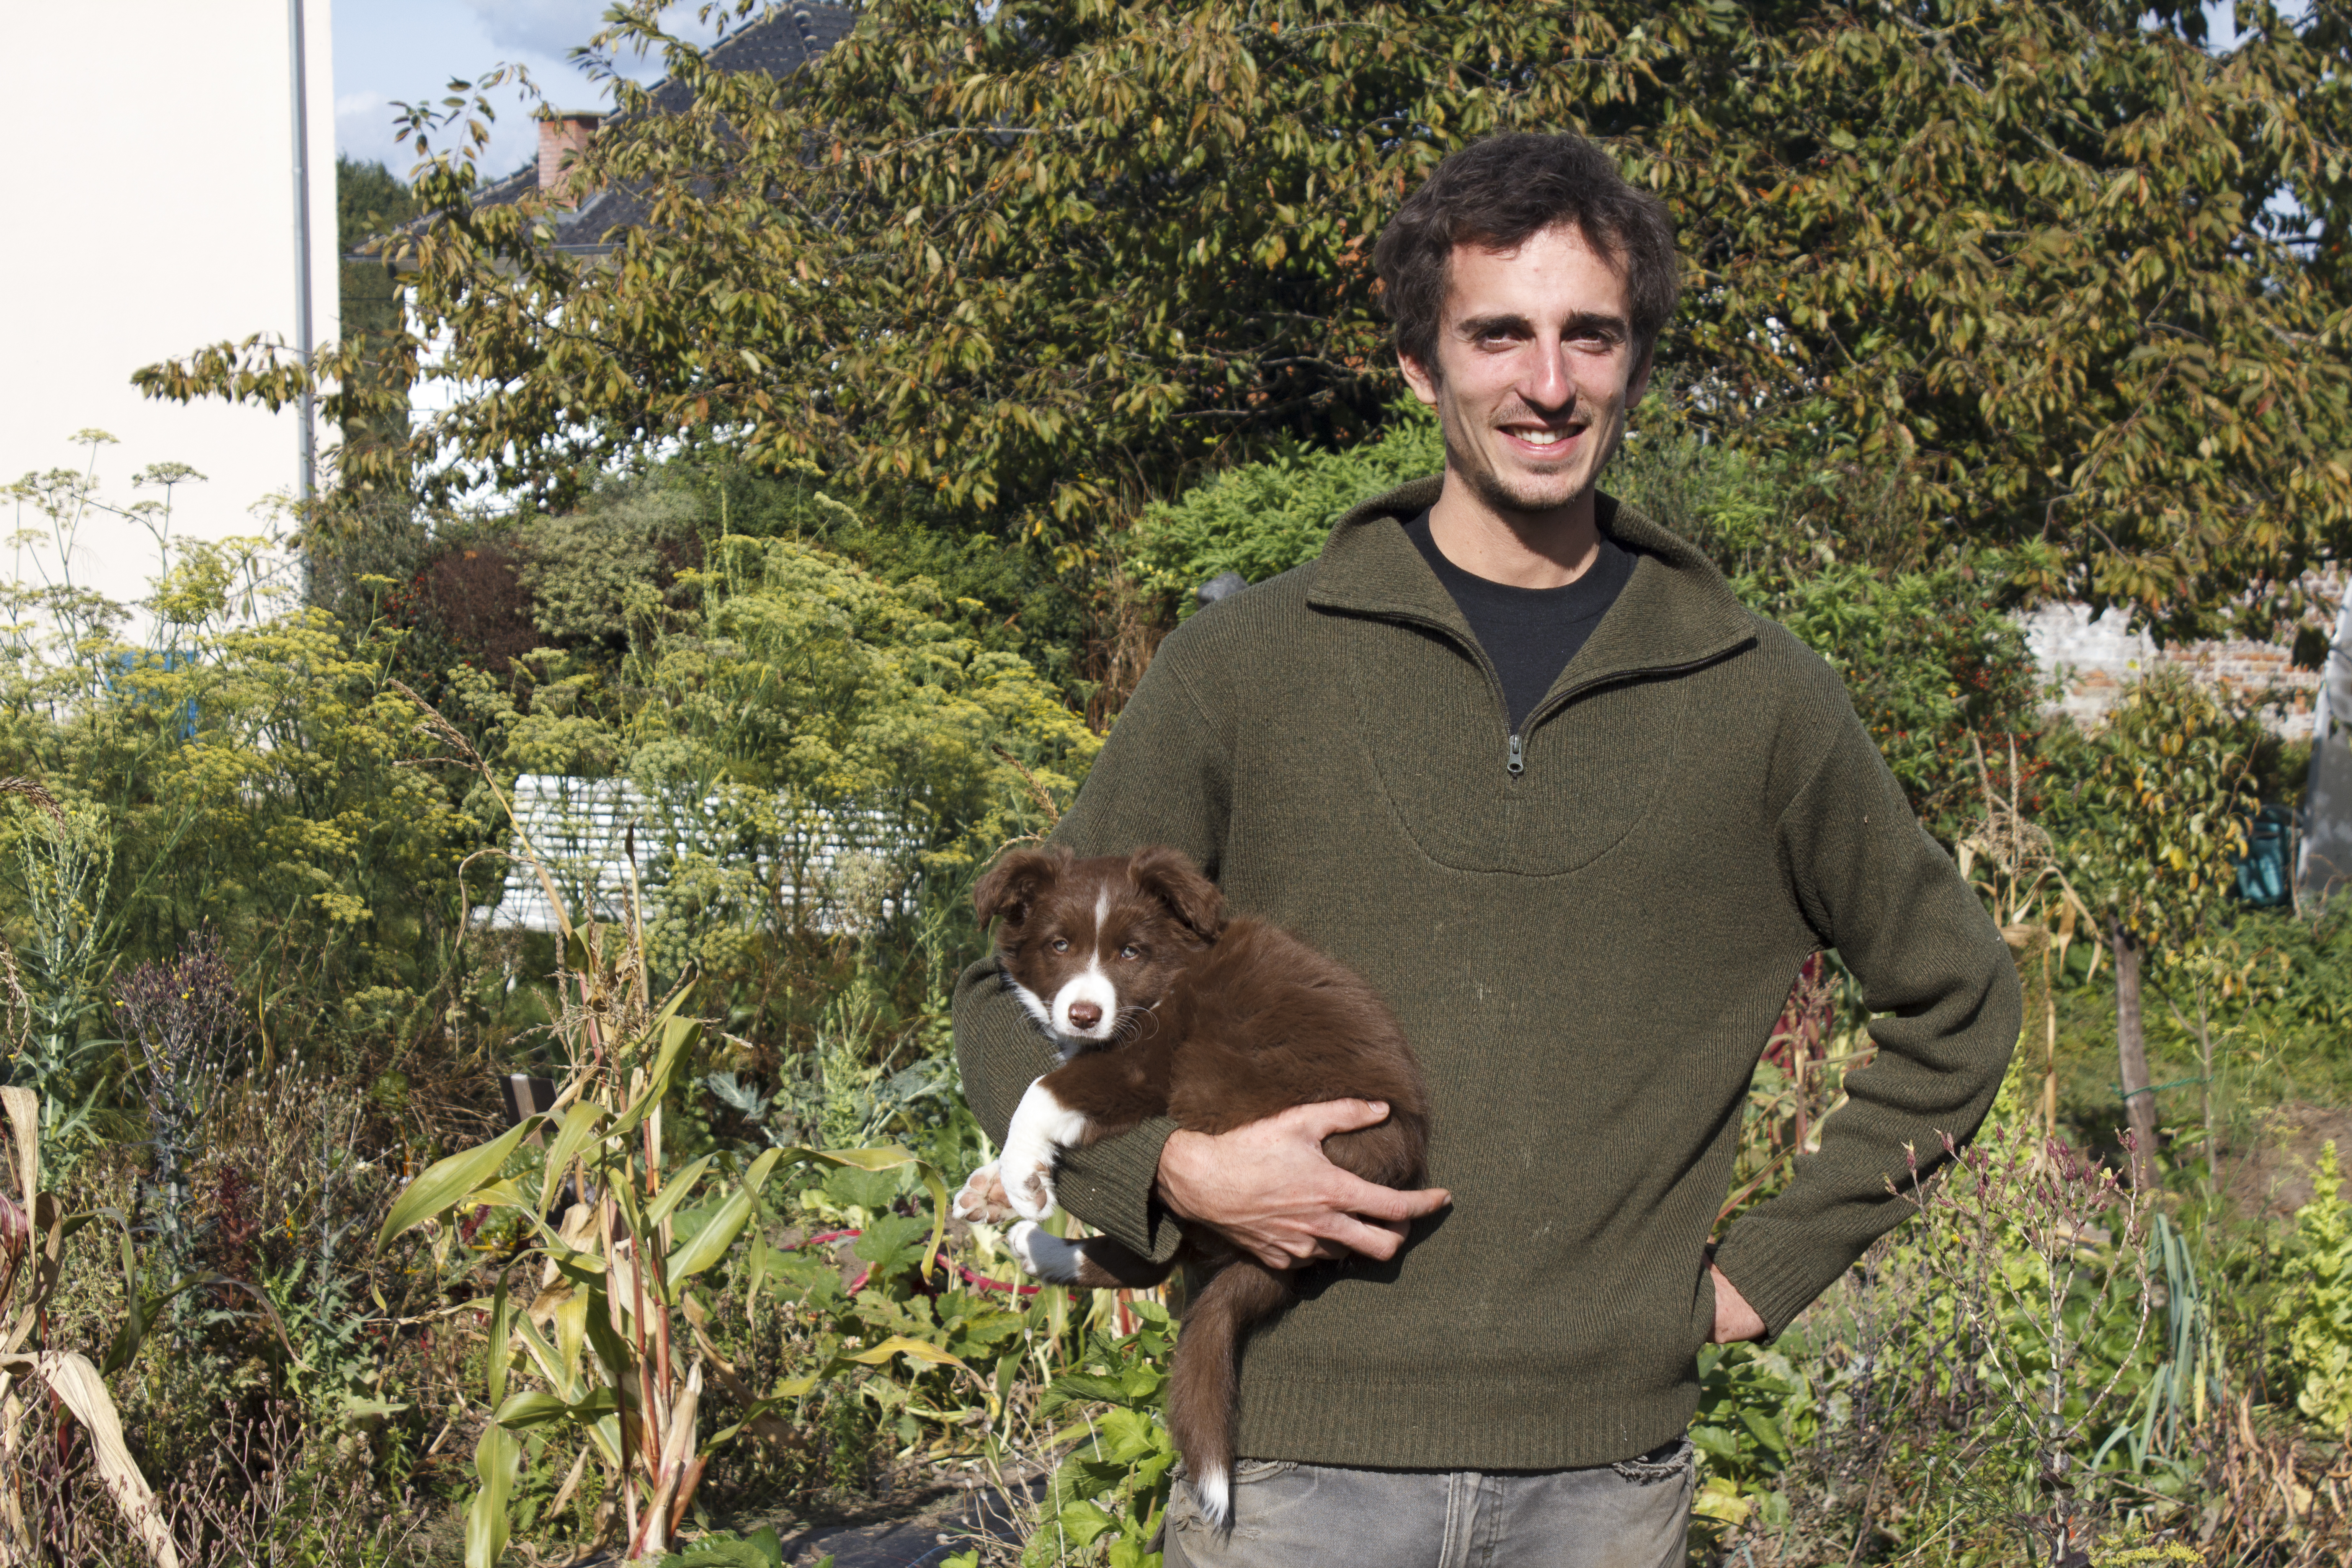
[{"xmin": 970, "ymin": 844, "xmax": 1429, "ymax": 1525}]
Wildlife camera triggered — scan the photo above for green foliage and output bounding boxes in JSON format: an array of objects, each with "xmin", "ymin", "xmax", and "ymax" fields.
[
  {"xmin": 2063, "ymin": 671, "xmax": 2264, "ymax": 952},
  {"xmin": 1122, "ymin": 408, "xmax": 1445, "ymax": 619},
  {"xmin": 1687, "ymin": 1343, "xmax": 1813, "ymax": 1536},
  {"xmin": 1759, "ymin": 564, "xmax": 2048, "ymax": 845},
  {"xmin": 1648, "ymin": 0, "xmax": 2352, "ymax": 642},
  {"xmin": 146, "ymin": 1, "xmax": 2352, "ymax": 634},
  {"xmin": 1027, "ymin": 1300, "xmax": 1179, "ymax": 1568},
  {"xmin": 659, "ymin": 1525, "xmax": 785, "ymax": 1568},
  {"xmin": 513, "ymin": 478, "xmax": 699, "ymax": 646},
  {"xmin": 1610, "ymin": 408, "xmax": 1813, "ymax": 581},
  {"xmin": 336, "ymin": 155, "xmax": 421, "ymax": 456},
  {"xmin": 2276, "ymin": 1141, "xmax": 2352, "ymax": 1434},
  {"xmin": 335, "ymin": 155, "xmax": 420, "ymax": 341}
]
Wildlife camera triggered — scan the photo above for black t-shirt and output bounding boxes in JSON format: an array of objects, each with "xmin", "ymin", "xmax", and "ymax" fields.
[{"xmin": 1405, "ymin": 509, "xmax": 1635, "ymax": 736}]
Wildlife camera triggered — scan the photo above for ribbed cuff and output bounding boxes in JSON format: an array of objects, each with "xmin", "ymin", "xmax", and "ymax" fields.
[
  {"xmin": 1710, "ymin": 1222, "xmax": 1841, "ymax": 1342},
  {"xmin": 1055, "ymin": 1115, "xmax": 1185, "ymax": 1264}
]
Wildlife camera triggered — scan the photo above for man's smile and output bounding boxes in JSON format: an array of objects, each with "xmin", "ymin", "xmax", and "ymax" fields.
[{"xmin": 1501, "ymin": 421, "xmax": 1586, "ymax": 455}]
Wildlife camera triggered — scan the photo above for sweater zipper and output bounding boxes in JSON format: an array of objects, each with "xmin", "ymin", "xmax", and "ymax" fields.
[{"xmin": 1372, "ymin": 609, "xmax": 1745, "ymax": 779}]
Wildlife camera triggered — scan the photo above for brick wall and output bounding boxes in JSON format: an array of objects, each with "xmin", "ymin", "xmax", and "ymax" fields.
[{"xmin": 2020, "ymin": 590, "xmax": 2332, "ymax": 736}]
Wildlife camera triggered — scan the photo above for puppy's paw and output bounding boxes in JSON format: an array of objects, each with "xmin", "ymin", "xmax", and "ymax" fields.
[
  {"xmin": 952, "ymin": 1163, "xmax": 1015, "ymax": 1224},
  {"xmin": 998, "ymin": 1150, "xmax": 1058, "ymax": 1222},
  {"xmin": 1007, "ymin": 1220, "xmax": 1084, "ymax": 1285}
]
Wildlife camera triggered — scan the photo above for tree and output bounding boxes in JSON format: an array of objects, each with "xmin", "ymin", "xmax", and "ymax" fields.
[
  {"xmin": 139, "ymin": 1, "xmax": 2352, "ymax": 634},
  {"xmin": 334, "ymin": 157, "xmax": 423, "ymax": 460},
  {"xmin": 2063, "ymin": 673, "xmax": 2262, "ymax": 1187},
  {"xmin": 148, "ymin": 0, "xmax": 1646, "ymax": 532},
  {"xmin": 1646, "ymin": 0, "xmax": 2352, "ymax": 643}
]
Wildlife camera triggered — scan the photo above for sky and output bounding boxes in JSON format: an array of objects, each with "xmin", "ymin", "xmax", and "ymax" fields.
[{"xmin": 335, "ymin": 0, "xmax": 728, "ymax": 181}]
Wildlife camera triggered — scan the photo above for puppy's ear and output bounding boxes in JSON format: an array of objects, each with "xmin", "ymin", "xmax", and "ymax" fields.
[
  {"xmin": 974, "ymin": 845, "xmax": 1068, "ymax": 931},
  {"xmin": 1128, "ymin": 846, "xmax": 1225, "ymax": 942}
]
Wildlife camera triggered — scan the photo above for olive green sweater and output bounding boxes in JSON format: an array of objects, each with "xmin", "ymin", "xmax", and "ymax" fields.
[{"xmin": 954, "ymin": 479, "xmax": 2020, "ymax": 1471}]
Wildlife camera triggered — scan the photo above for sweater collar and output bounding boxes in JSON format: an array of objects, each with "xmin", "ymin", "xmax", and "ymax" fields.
[{"xmin": 1306, "ymin": 475, "xmax": 1758, "ymax": 686}]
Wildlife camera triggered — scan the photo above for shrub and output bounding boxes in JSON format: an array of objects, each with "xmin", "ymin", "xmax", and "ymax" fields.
[
  {"xmin": 2276, "ymin": 1140, "xmax": 2352, "ymax": 1434},
  {"xmin": 1120, "ymin": 407, "xmax": 1444, "ymax": 620},
  {"xmin": 1761, "ymin": 564, "xmax": 2049, "ymax": 845}
]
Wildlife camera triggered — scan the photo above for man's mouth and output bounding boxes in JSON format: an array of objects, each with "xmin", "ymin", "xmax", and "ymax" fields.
[{"xmin": 1503, "ymin": 423, "xmax": 1584, "ymax": 454}]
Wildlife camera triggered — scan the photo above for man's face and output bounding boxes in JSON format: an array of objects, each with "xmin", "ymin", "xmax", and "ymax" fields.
[{"xmin": 1399, "ymin": 224, "xmax": 1653, "ymax": 520}]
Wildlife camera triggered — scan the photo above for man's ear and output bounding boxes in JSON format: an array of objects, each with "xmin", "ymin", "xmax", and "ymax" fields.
[
  {"xmin": 974, "ymin": 845, "xmax": 1068, "ymax": 931},
  {"xmin": 1399, "ymin": 351, "xmax": 1441, "ymax": 408},
  {"xmin": 1127, "ymin": 846, "xmax": 1225, "ymax": 943}
]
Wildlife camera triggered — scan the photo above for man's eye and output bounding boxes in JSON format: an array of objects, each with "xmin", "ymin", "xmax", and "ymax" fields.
[
  {"xmin": 1050, "ymin": 938, "xmax": 1070, "ymax": 953},
  {"xmin": 1119, "ymin": 945, "xmax": 1142, "ymax": 960}
]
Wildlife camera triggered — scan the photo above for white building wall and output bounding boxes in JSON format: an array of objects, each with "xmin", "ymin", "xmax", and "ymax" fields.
[
  {"xmin": 0, "ymin": 0, "xmax": 337, "ymax": 624},
  {"xmin": 2021, "ymin": 592, "xmax": 2332, "ymax": 738}
]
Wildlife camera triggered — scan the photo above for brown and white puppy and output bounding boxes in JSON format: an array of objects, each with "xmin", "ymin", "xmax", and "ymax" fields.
[{"xmin": 959, "ymin": 844, "xmax": 1429, "ymax": 1529}]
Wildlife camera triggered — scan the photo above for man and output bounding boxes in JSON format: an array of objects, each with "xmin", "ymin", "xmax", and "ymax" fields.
[{"xmin": 954, "ymin": 132, "xmax": 2019, "ymax": 1566}]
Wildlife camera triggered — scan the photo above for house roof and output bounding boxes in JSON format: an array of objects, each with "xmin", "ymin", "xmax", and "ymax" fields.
[{"xmin": 456, "ymin": 3, "xmax": 859, "ymax": 256}]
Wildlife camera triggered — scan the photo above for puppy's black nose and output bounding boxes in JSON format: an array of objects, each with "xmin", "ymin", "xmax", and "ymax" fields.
[{"xmin": 1068, "ymin": 1001, "xmax": 1104, "ymax": 1030}]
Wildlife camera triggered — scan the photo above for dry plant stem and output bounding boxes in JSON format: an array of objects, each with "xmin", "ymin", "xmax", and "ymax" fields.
[
  {"xmin": 989, "ymin": 744, "xmax": 1065, "ymax": 826},
  {"xmin": 604, "ymin": 1188, "xmax": 640, "ymax": 1553}
]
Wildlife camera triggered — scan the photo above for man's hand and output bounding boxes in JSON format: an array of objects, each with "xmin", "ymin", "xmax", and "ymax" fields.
[
  {"xmin": 1156, "ymin": 1099, "xmax": 1451, "ymax": 1271},
  {"xmin": 1708, "ymin": 1264, "xmax": 1766, "ymax": 1344}
]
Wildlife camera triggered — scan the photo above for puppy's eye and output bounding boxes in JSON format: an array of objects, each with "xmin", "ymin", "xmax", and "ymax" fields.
[
  {"xmin": 1049, "ymin": 937, "xmax": 1070, "ymax": 954},
  {"xmin": 1119, "ymin": 944, "xmax": 1142, "ymax": 960}
]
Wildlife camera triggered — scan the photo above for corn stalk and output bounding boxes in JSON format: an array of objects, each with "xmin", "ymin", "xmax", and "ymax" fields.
[
  {"xmin": 381, "ymin": 685, "xmax": 954, "ymax": 1563},
  {"xmin": 0, "ymin": 1086, "xmax": 177, "ymax": 1568}
]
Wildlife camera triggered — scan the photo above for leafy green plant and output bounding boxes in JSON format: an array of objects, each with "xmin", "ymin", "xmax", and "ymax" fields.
[
  {"xmin": 377, "ymin": 700, "xmax": 972, "ymax": 1561},
  {"xmin": 2064, "ymin": 673, "xmax": 2266, "ymax": 1186},
  {"xmin": 2274, "ymin": 1140, "xmax": 2352, "ymax": 1436},
  {"xmin": 1023, "ymin": 1300, "xmax": 1179, "ymax": 1568},
  {"xmin": 1121, "ymin": 409, "xmax": 1444, "ymax": 619},
  {"xmin": 1687, "ymin": 1342, "xmax": 1813, "ymax": 1538},
  {"xmin": 1761, "ymin": 564, "xmax": 2050, "ymax": 847}
]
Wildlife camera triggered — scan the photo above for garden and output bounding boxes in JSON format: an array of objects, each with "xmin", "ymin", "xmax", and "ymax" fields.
[{"xmin": 12, "ymin": 1, "xmax": 2352, "ymax": 1564}]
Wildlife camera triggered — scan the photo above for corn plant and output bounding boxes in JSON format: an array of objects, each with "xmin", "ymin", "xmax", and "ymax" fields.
[
  {"xmin": 0, "ymin": 1086, "xmax": 176, "ymax": 1568},
  {"xmin": 381, "ymin": 688, "xmax": 958, "ymax": 1564}
]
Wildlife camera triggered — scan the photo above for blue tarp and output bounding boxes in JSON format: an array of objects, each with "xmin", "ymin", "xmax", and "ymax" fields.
[{"xmin": 2236, "ymin": 803, "xmax": 2296, "ymax": 908}]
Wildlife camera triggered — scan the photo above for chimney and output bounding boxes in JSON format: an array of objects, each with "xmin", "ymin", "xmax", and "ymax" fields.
[{"xmin": 537, "ymin": 110, "xmax": 602, "ymax": 202}]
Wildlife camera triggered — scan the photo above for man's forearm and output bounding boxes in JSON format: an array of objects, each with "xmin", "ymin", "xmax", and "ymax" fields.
[{"xmin": 1718, "ymin": 703, "xmax": 2022, "ymax": 1337}]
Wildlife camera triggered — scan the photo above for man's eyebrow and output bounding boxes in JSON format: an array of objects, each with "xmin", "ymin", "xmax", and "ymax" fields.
[
  {"xmin": 1454, "ymin": 312, "xmax": 1532, "ymax": 340},
  {"xmin": 1454, "ymin": 310, "xmax": 1629, "ymax": 339}
]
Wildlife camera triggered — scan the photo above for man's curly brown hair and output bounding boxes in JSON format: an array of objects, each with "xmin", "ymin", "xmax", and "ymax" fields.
[{"xmin": 1373, "ymin": 133, "xmax": 1680, "ymax": 380}]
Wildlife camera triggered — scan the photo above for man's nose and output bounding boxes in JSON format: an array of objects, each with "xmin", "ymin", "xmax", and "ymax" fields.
[
  {"xmin": 1522, "ymin": 339, "xmax": 1574, "ymax": 410},
  {"xmin": 1068, "ymin": 1000, "xmax": 1104, "ymax": 1030}
]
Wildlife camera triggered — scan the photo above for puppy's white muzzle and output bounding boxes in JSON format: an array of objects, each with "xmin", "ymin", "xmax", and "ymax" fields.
[{"xmin": 1050, "ymin": 968, "xmax": 1120, "ymax": 1044}]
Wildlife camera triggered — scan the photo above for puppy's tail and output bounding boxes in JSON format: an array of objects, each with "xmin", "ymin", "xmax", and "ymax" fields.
[{"xmin": 1167, "ymin": 1259, "xmax": 1293, "ymax": 1532}]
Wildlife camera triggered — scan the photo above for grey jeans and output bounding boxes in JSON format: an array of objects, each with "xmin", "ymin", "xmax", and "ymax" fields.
[{"xmin": 1157, "ymin": 1440, "xmax": 1695, "ymax": 1568}]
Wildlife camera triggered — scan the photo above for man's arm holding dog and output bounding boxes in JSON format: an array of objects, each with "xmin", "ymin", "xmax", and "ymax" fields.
[{"xmin": 954, "ymin": 630, "xmax": 1455, "ymax": 1268}]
